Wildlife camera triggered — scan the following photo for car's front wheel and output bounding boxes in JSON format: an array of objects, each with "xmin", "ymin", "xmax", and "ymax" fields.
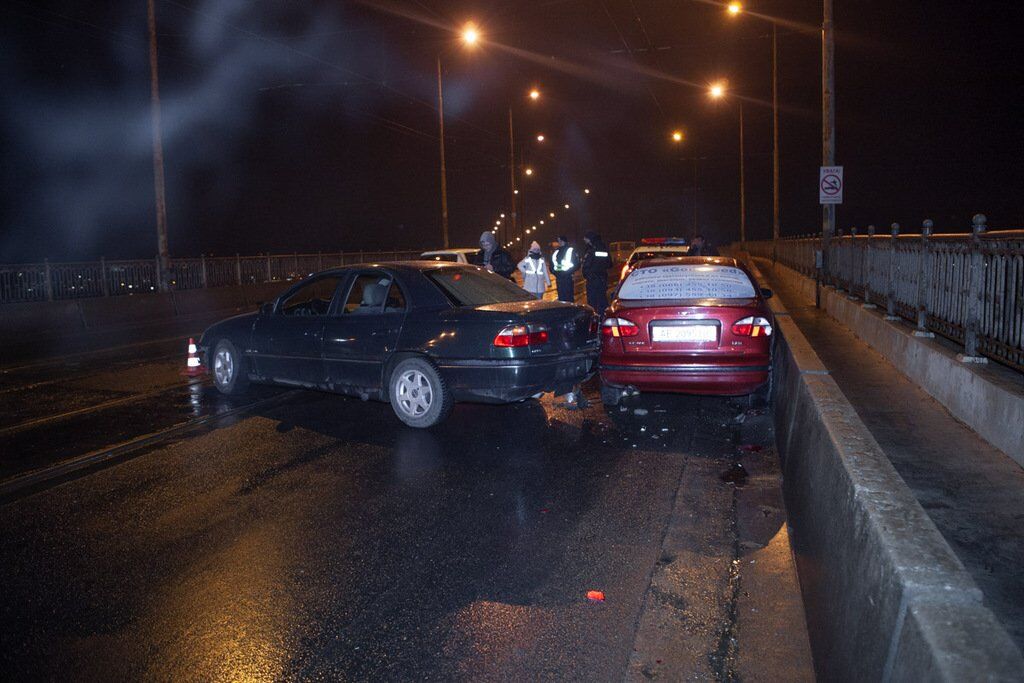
[
  {"xmin": 389, "ymin": 357, "xmax": 453, "ymax": 428},
  {"xmin": 211, "ymin": 339, "xmax": 250, "ymax": 396}
]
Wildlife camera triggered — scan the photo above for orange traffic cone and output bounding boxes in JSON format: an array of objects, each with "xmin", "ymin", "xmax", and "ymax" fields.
[{"xmin": 181, "ymin": 337, "xmax": 206, "ymax": 377}]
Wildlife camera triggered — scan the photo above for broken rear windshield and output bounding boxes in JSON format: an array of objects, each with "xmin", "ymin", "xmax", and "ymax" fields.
[{"xmin": 619, "ymin": 265, "xmax": 756, "ymax": 300}]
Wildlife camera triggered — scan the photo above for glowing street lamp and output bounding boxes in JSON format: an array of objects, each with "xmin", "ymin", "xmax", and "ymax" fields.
[
  {"xmin": 672, "ymin": 130, "xmax": 684, "ymax": 142},
  {"xmin": 529, "ymin": 88, "xmax": 540, "ymax": 100},
  {"xmin": 536, "ymin": 134, "xmax": 545, "ymax": 142},
  {"xmin": 524, "ymin": 167, "xmax": 533, "ymax": 176},
  {"xmin": 727, "ymin": 2, "xmax": 742, "ymax": 16},
  {"xmin": 461, "ymin": 23, "xmax": 480, "ymax": 46},
  {"xmin": 584, "ymin": 188, "xmax": 591, "ymax": 194},
  {"xmin": 709, "ymin": 82, "xmax": 726, "ymax": 99},
  {"xmin": 549, "ymin": 212, "xmax": 555, "ymax": 217},
  {"xmin": 564, "ymin": 203, "xmax": 570, "ymax": 209}
]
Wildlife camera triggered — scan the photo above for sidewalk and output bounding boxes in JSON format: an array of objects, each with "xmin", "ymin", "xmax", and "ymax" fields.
[{"xmin": 763, "ymin": 268, "xmax": 1024, "ymax": 650}]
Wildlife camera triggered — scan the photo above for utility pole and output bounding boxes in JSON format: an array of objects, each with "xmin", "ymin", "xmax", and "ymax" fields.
[
  {"xmin": 739, "ymin": 101, "xmax": 746, "ymax": 244},
  {"xmin": 147, "ymin": 0, "xmax": 170, "ymax": 291},
  {"xmin": 436, "ymin": 56, "xmax": 450, "ymax": 249},
  {"xmin": 508, "ymin": 107, "xmax": 518, "ymax": 247},
  {"xmin": 772, "ymin": 23, "xmax": 780, "ymax": 259},
  {"xmin": 821, "ymin": 0, "xmax": 836, "ymax": 280}
]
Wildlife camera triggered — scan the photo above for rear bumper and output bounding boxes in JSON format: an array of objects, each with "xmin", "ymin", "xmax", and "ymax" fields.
[
  {"xmin": 437, "ymin": 349, "xmax": 599, "ymax": 403},
  {"xmin": 600, "ymin": 361, "xmax": 769, "ymax": 396}
]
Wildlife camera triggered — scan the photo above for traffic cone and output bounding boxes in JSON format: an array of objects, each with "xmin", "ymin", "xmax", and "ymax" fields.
[{"xmin": 181, "ymin": 337, "xmax": 206, "ymax": 377}]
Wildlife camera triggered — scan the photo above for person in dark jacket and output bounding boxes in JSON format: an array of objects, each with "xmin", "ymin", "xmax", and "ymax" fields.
[
  {"xmin": 477, "ymin": 231, "xmax": 516, "ymax": 280},
  {"xmin": 551, "ymin": 235, "xmax": 580, "ymax": 302},
  {"xmin": 687, "ymin": 234, "xmax": 719, "ymax": 257},
  {"xmin": 581, "ymin": 231, "xmax": 612, "ymax": 315}
]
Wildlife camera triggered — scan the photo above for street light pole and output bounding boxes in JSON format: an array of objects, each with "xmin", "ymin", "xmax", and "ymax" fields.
[
  {"xmin": 821, "ymin": 0, "xmax": 836, "ymax": 279},
  {"xmin": 508, "ymin": 107, "xmax": 518, "ymax": 247},
  {"xmin": 772, "ymin": 24, "xmax": 780, "ymax": 259},
  {"xmin": 739, "ymin": 101, "xmax": 746, "ymax": 244},
  {"xmin": 436, "ymin": 56, "xmax": 450, "ymax": 249},
  {"xmin": 146, "ymin": 0, "xmax": 170, "ymax": 291}
]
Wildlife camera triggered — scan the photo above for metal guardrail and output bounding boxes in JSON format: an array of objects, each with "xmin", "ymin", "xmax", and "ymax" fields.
[
  {"xmin": 0, "ymin": 251, "xmax": 424, "ymax": 305},
  {"xmin": 743, "ymin": 217, "xmax": 1024, "ymax": 373}
]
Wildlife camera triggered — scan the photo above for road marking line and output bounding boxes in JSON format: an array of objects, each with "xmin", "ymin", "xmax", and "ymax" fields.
[{"xmin": 0, "ymin": 389, "xmax": 301, "ymax": 504}]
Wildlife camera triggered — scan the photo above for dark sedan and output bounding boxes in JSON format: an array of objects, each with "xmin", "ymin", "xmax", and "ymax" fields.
[{"xmin": 198, "ymin": 262, "xmax": 599, "ymax": 427}]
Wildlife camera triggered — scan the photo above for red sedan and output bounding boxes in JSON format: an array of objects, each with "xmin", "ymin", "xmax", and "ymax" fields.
[{"xmin": 598, "ymin": 257, "xmax": 774, "ymax": 405}]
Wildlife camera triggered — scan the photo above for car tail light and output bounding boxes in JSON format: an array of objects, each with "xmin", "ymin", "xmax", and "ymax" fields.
[
  {"xmin": 494, "ymin": 324, "xmax": 549, "ymax": 347},
  {"xmin": 731, "ymin": 316, "xmax": 773, "ymax": 337},
  {"xmin": 602, "ymin": 317, "xmax": 640, "ymax": 338}
]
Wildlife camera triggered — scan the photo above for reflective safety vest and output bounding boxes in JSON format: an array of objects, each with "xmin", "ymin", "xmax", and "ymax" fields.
[
  {"xmin": 552, "ymin": 247, "xmax": 575, "ymax": 272},
  {"xmin": 594, "ymin": 250, "xmax": 609, "ymax": 258},
  {"xmin": 522, "ymin": 256, "xmax": 544, "ymax": 274}
]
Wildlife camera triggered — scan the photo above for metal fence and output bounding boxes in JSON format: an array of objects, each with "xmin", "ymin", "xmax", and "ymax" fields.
[
  {"xmin": 0, "ymin": 251, "xmax": 423, "ymax": 305},
  {"xmin": 743, "ymin": 217, "xmax": 1024, "ymax": 373}
]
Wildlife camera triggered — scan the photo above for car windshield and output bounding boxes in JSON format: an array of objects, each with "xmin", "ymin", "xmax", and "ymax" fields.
[
  {"xmin": 421, "ymin": 253, "xmax": 460, "ymax": 262},
  {"xmin": 427, "ymin": 267, "xmax": 534, "ymax": 306},
  {"xmin": 629, "ymin": 250, "xmax": 689, "ymax": 263},
  {"xmin": 619, "ymin": 264, "xmax": 756, "ymax": 301}
]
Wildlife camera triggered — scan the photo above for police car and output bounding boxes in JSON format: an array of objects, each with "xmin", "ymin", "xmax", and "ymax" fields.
[{"xmin": 618, "ymin": 238, "xmax": 690, "ymax": 281}]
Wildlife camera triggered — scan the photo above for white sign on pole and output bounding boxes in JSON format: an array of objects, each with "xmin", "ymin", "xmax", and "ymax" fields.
[{"xmin": 819, "ymin": 166, "xmax": 843, "ymax": 204}]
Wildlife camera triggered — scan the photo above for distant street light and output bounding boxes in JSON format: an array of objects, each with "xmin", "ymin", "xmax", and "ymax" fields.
[
  {"xmin": 549, "ymin": 212, "xmax": 555, "ymax": 217},
  {"xmin": 709, "ymin": 82, "xmax": 726, "ymax": 99},
  {"xmin": 672, "ymin": 130, "xmax": 684, "ymax": 142},
  {"xmin": 500, "ymin": 213, "xmax": 505, "ymax": 218},
  {"xmin": 524, "ymin": 167, "xmax": 534, "ymax": 176},
  {"xmin": 584, "ymin": 188, "xmax": 591, "ymax": 194},
  {"xmin": 727, "ymin": 2, "xmax": 742, "ymax": 16},
  {"xmin": 529, "ymin": 88, "xmax": 540, "ymax": 100},
  {"xmin": 564, "ymin": 203, "xmax": 570, "ymax": 209},
  {"xmin": 536, "ymin": 134, "xmax": 545, "ymax": 142}
]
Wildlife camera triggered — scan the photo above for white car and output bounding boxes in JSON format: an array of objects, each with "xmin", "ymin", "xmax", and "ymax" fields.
[
  {"xmin": 419, "ymin": 248, "xmax": 479, "ymax": 264},
  {"xmin": 619, "ymin": 238, "xmax": 690, "ymax": 281}
]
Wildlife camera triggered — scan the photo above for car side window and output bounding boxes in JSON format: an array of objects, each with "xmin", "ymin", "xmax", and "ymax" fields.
[
  {"xmin": 384, "ymin": 281, "xmax": 407, "ymax": 312},
  {"xmin": 343, "ymin": 273, "xmax": 393, "ymax": 315},
  {"xmin": 279, "ymin": 277, "xmax": 343, "ymax": 317}
]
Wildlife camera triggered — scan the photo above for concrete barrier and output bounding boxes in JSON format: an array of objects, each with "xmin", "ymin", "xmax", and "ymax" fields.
[
  {"xmin": 755, "ymin": 258, "xmax": 1024, "ymax": 465},
  {"xmin": 752, "ymin": 259, "xmax": 1023, "ymax": 681}
]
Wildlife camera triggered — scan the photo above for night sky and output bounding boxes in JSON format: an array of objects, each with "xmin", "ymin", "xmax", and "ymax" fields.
[{"xmin": 2, "ymin": 0, "xmax": 1022, "ymax": 262}]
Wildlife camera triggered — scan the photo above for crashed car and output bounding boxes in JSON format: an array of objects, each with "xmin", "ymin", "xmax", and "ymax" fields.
[{"xmin": 198, "ymin": 262, "xmax": 599, "ymax": 427}]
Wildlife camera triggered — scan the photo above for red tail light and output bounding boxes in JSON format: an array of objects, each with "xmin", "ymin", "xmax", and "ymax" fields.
[
  {"xmin": 494, "ymin": 324, "xmax": 549, "ymax": 347},
  {"xmin": 731, "ymin": 316, "xmax": 773, "ymax": 337},
  {"xmin": 601, "ymin": 317, "xmax": 640, "ymax": 338}
]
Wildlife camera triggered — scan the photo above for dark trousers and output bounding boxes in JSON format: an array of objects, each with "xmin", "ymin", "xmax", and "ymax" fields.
[
  {"xmin": 585, "ymin": 276, "xmax": 608, "ymax": 315},
  {"xmin": 555, "ymin": 274, "xmax": 575, "ymax": 302}
]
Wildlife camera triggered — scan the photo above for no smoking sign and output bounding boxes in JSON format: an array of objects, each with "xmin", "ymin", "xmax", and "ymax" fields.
[{"xmin": 819, "ymin": 166, "xmax": 843, "ymax": 204}]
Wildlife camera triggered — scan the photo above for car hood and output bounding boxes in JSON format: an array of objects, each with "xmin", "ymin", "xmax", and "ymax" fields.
[{"xmin": 199, "ymin": 311, "xmax": 258, "ymax": 346}]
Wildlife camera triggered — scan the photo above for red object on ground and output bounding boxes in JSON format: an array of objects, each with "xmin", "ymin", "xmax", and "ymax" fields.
[
  {"xmin": 181, "ymin": 337, "xmax": 206, "ymax": 377},
  {"xmin": 586, "ymin": 590, "xmax": 605, "ymax": 602}
]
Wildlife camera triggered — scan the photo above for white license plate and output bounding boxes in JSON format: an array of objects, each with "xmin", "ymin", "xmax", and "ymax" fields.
[{"xmin": 651, "ymin": 325, "xmax": 717, "ymax": 343}]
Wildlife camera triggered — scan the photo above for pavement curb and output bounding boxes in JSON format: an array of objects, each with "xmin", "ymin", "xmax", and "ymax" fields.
[{"xmin": 746, "ymin": 258, "xmax": 1024, "ymax": 681}]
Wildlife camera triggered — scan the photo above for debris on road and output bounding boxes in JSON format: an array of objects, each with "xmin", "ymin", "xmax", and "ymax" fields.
[{"xmin": 586, "ymin": 590, "xmax": 605, "ymax": 602}]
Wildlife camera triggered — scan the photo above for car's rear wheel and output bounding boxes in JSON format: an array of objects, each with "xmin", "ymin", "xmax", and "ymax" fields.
[
  {"xmin": 211, "ymin": 339, "xmax": 250, "ymax": 396},
  {"xmin": 389, "ymin": 357, "xmax": 453, "ymax": 428}
]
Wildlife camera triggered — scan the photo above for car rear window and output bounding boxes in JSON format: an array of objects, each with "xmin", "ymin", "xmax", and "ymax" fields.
[
  {"xmin": 421, "ymin": 253, "xmax": 459, "ymax": 262},
  {"xmin": 426, "ymin": 267, "xmax": 534, "ymax": 306},
  {"xmin": 628, "ymin": 250, "xmax": 689, "ymax": 263},
  {"xmin": 619, "ymin": 264, "xmax": 756, "ymax": 300}
]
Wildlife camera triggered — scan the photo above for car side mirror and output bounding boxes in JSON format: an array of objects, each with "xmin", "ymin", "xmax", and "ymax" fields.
[
  {"xmin": 760, "ymin": 288, "xmax": 773, "ymax": 299},
  {"xmin": 259, "ymin": 301, "xmax": 274, "ymax": 315}
]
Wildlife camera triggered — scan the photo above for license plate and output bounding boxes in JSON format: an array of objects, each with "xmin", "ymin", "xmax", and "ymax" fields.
[{"xmin": 652, "ymin": 325, "xmax": 717, "ymax": 343}]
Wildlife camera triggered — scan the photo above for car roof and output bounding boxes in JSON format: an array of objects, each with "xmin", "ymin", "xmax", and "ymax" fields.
[
  {"xmin": 420, "ymin": 248, "xmax": 478, "ymax": 255},
  {"xmin": 630, "ymin": 256, "xmax": 742, "ymax": 269}
]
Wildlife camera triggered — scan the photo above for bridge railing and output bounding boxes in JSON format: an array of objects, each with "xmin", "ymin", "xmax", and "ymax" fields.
[
  {"xmin": 743, "ymin": 217, "xmax": 1024, "ymax": 373},
  {"xmin": 0, "ymin": 251, "xmax": 424, "ymax": 305}
]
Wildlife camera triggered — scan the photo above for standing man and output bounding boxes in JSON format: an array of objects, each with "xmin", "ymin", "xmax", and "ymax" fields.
[
  {"xmin": 551, "ymin": 235, "xmax": 579, "ymax": 302},
  {"xmin": 518, "ymin": 240, "xmax": 550, "ymax": 299},
  {"xmin": 687, "ymin": 234, "xmax": 719, "ymax": 257},
  {"xmin": 477, "ymin": 231, "xmax": 516, "ymax": 280},
  {"xmin": 582, "ymin": 230, "xmax": 612, "ymax": 315}
]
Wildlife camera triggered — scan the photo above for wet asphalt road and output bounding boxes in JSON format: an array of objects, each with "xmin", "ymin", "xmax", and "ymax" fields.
[{"xmin": 0, "ymin": 349, "xmax": 812, "ymax": 680}]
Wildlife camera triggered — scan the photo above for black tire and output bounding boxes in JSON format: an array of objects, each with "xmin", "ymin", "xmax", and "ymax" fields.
[
  {"xmin": 600, "ymin": 382, "xmax": 623, "ymax": 407},
  {"xmin": 211, "ymin": 339, "xmax": 250, "ymax": 396},
  {"xmin": 389, "ymin": 357, "xmax": 453, "ymax": 428}
]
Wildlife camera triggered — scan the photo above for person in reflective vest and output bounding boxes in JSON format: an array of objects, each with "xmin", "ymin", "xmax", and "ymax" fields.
[
  {"xmin": 551, "ymin": 235, "xmax": 579, "ymax": 302},
  {"xmin": 518, "ymin": 241, "xmax": 550, "ymax": 299},
  {"xmin": 582, "ymin": 230, "xmax": 612, "ymax": 316}
]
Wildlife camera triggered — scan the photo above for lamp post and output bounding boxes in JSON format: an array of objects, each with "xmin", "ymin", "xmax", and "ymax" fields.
[{"xmin": 709, "ymin": 83, "xmax": 745, "ymax": 244}]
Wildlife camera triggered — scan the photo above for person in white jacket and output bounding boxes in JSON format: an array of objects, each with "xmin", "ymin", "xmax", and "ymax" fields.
[{"xmin": 517, "ymin": 241, "xmax": 550, "ymax": 299}]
